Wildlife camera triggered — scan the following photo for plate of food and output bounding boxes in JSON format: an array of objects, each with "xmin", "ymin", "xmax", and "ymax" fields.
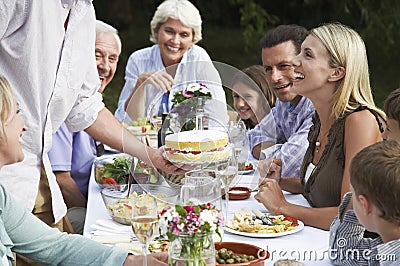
[
  {"xmin": 238, "ymin": 162, "xmax": 255, "ymax": 175},
  {"xmin": 225, "ymin": 208, "xmax": 304, "ymax": 238}
]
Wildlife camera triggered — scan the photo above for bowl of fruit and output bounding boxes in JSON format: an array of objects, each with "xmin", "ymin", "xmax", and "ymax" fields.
[
  {"xmin": 94, "ymin": 155, "xmax": 133, "ymax": 188},
  {"xmin": 126, "ymin": 117, "xmax": 153, "ymax": 134},
  {"xmin": 133, "ymin": 160, "xmax": 161, "ymax": 184}
]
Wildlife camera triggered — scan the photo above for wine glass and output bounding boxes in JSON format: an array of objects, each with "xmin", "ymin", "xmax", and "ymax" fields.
[
  {"xmin": 131, "ymin": 194, "xmax": 158, "ymax": 266},
  {"xmin": 215, "ymin": 152, "xmax": 238, "ymax": 223},
  {"xmin": 228, "ymin": 120, "xmax": 247, "ymax": 160}
]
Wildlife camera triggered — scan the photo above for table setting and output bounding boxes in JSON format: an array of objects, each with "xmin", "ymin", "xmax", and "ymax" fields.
[
  {"xmin": 84, "ymin": 153, "xmax": 332, "ymax": 265},
  {"xmin": 84, "ymin": 83, "xmax": 332, "ymax": 265}
]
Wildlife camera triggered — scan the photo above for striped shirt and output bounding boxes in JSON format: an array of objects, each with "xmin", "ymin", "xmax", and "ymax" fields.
[
  {"xmin": 330, "ymin": 192, "xmax": 400, "ymax": 265},
  {"xmin": 247, "ymin": 97, "xmax": 314, "ymax": 178},
  {"xmin": 115, "ymin": 44, "xmax": 228, "ymax": 125}
]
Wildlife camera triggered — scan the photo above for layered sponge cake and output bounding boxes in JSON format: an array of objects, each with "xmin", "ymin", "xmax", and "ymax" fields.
[{"xmin": 164, "ymin": 130, "xmax": 231, "ymax": 162}]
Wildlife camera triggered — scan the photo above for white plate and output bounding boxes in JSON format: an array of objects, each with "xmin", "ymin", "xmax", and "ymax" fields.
[
  {"xmin": 224, "ymin": 220, "xmax": 304, "ymax": 238},
  {"xmin": 237, "ymin": 162, "xmax": 256, "ymax": 175},
  {"xmin": 238, "ymin": 169, "xmax": 255, "ymax": 175},
  {"xmin": 162, "ymin": 152, "xmax": 229, "ymax": 166}
]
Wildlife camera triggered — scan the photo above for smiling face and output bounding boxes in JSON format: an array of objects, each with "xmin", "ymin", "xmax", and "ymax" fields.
[
  {"xmin": 232, "ymin": 82, "xmax": 264, "ymax": 123},
  {"xmin": 95, "ymin": 32, "xmax": 120, "ymax": 93},
  {"xmin": 156, "ymin": 18, "xmax": 194, "ymax": 67},
  {"xmin": 0, "ymin": 104, "xmax": 27, "ymax": 166},
  {"xmin": 262, "ymin": 41, "xmax": 302, "ymax": 105},
  {"xmin": 382, "ymin": 118, "xmax": 400, "ymax": 141},
  {"xmin": 291, "ymin": 35, "xmax": 337, "ymax": 98}
]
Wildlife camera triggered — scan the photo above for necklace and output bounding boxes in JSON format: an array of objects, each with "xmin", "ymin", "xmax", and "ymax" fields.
[{"xmin": 315, "ymin": 129, "xmax": 329, "ymax": 153}]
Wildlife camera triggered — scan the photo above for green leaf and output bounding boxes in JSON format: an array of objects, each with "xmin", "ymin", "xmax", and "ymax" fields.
[{"xmin": 175, "ymin": 204, "xmax": 187, "ymax": 216}]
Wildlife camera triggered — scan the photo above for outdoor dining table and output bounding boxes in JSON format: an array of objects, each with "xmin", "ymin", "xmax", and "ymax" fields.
[{"xmin": 83, "ymin": 154, "xmax": 333, "ymax": 265}]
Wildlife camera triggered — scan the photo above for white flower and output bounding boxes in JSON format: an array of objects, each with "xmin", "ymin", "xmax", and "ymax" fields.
[
  {"xmin": 199, "ymin": 86, "xmax": 210, "ymax": 94},
  {"xmin": 186, "ymin": 83, "xmax": 200, "ymax": 92},
  {"xmin": 200, "ymin": 209, "xmax": 217, "ymax": 232}
]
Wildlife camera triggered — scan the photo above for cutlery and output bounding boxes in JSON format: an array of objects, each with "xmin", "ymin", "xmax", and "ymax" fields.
[{"xmin": 252, "ymin": 209, "xmax": 275, "ymax": 226}]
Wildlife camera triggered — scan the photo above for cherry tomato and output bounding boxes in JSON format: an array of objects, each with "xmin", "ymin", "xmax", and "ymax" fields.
[
  {"xmin": 102, "ymin": 177, "xmax": 118, "ymax": 186},
  {"xmin": 284, "ymin": 216, "xmax": 299, "ymax": 226},
  {"xmin": 244, "ymin": 164, "xmax": 253, "ymax": 170}
]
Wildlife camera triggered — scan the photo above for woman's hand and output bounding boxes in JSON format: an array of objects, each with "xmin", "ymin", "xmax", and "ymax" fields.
[
  {"xmin": 137, "ymin": 71, "xmax": 175, "ymax": 93},
  {"xmin": 254, "ymin": 179, "xmax": 289, "ymax": 215},
  {"xmin": 258, "ymin": 158, "xmax": 282, "ymax": 187},
  {"xmin": 123, "ymin": 252, "xmax": 168, "ymax": 265}
]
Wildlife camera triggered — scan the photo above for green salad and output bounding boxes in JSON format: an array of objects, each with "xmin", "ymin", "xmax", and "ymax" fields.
[{"xmin": 95, "ymin": 156, "xmax": 133, "ymax": 186}]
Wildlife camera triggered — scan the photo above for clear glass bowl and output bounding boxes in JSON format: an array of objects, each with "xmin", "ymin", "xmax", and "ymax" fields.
[
  {"xmin": 100, "ymin": 184, "xmax": 179, "ymax": 225},
  {"xmin": 94, "ymin": 155, "xmax": 133, "ymax": 188}
]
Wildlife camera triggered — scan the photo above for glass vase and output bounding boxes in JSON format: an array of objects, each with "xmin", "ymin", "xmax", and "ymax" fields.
[{"xmin": 168, "ymin": 233, "xmax": 216, "ymax": 266}]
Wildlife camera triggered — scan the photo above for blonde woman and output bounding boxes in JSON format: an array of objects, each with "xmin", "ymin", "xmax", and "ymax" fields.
[
  {"xmin": 0, "ymin": 76, "xmax": 167, "ymax": 265},
  {"xmin": 256, "ymin": 23, "xmax": 385, "ymax": 230}
]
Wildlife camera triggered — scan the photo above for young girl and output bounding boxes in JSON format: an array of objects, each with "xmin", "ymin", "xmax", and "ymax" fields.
[
  {"xmin": 0, "ymin": 76, "xmax": 167, "ymax": 265},
  {"xmin": 231, "ymin": 65, "xmax": 275, "ymax": 129}
]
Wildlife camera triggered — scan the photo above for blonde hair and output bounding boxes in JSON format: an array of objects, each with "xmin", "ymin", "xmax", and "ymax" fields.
[
  {"xmin": 310, "ymin": 22, "xmax": 385, "ymax": 120},
  {"xmin": 0, "ymin": 76, "xmax": 16, "ymax": 142},
  {"xmin": 150, "ymin": 0, "xmax": 202, "ymax": 44}
]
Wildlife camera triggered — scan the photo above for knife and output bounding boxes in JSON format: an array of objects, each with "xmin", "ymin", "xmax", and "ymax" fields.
[{"xmin": 252, "ymin": 209, "xmax": 275, "ymax": 226}]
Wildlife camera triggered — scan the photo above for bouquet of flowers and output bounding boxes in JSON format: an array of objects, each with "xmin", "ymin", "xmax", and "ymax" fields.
[
  {"xmin": 170, "ymin": 83, "xmax": 212, "ymax": 131},
  {"xmin": 159, "ymin": 203, "xmax": 224, "ymax": 265}
]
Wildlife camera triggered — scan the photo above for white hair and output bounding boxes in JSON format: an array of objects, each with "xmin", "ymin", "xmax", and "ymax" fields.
[
  {"xmin": 95, "ymin": 20, "xmax": 122, "ymax": 54},
  {"xmin": 150, "ymin": 0, "xmax": 202, "ymax": 44}
]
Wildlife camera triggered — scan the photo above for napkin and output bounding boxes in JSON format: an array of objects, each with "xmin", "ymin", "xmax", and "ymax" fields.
[
  {"xmin": 90, "ymin": 219, "xmax": 132, "ymax": 235},
  {"xmin": 88, "ymin": 234, "xmax": 133, "ymax": 244}
]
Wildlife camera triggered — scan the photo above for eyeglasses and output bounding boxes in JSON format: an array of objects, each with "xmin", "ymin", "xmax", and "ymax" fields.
[{"xmin": 92, "ymin": 138, "xmax": 105, "ymax": 157}]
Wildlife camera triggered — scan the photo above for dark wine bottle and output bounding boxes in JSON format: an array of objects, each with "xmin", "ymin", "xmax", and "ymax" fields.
[{"xmin": 158, "ymin": 113, "xmax": 174, "ymax": 147}]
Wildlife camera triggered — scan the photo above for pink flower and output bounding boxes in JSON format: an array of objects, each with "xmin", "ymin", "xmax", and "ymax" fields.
[
  {"xmin": 184, "ymin": 206, "xmax": 195, "ymax": 212},
  {"xmin": 182, "ymin": 90, "xmax": 194, "ymax": 98}
]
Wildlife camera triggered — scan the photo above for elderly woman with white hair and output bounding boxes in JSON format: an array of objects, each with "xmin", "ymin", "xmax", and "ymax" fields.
[{"xmin": 115, "ymin": 0, "xmax": 227, "ymax": 124}]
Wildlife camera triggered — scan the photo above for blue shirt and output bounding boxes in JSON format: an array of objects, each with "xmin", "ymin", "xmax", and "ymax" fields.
[
  {"xmin": 114, "ymin": 44, "xmax": 228, "ymax": 125},
  {"xmin": 0, "ymin": 184, "xmax": 129, "ymax": 265},
  {"xmin": 247, "ymin": 97, "xmax": 314, "ymax": 178},
  {"xmin": 48, "ymin": 123, "xmax": 96, "ymax": 199}
]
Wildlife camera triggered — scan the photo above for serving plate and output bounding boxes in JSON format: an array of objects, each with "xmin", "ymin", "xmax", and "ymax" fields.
[{"xmin": 225, "ymin": 219, "xmax": 304, "ymax": 238}]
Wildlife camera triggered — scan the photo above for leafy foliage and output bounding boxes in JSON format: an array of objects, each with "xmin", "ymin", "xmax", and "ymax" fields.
[{"xmin": 95, "ymin": 0, "xmax": 400, "ymax": 110}]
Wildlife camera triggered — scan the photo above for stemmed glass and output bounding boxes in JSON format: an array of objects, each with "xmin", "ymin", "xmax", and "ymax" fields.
[
  {"xmin": 228, "ymin": 120, "xmax": 247, "ymax": 160},
  {"xmin": 215, "ymin": 151, "xmax": 238, "ymax": 223},
  {"xmin": 131, "ymin": 194, "xmax": 159, "ymax": 266}
]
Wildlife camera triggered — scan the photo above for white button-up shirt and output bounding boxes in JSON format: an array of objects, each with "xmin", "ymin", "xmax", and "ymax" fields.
[
  {"xmin": 0, "ymin": 0, "xmax": 104, "ymax": 222},
  {"xmin": 114, "ymin": 45, "xmax": 229, "ymax": 125}
]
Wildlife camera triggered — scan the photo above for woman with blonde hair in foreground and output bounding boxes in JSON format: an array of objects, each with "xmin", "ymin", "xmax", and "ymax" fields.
[
  {"xmin": 256, "ymin": 22, "xmax": 385, "ymax": 230},
  {"xmin": 0, "ymin": 75, "xmax": 167, "ymax": 265}
]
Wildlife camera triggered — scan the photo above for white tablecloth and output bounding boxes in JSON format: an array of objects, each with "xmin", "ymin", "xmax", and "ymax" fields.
[{"xmin": 84, "ymin": 158, "xmax": 333, "ymax": 265}]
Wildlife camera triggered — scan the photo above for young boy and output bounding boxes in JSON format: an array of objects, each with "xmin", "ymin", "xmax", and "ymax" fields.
[
  {"xmin": 329, "ymin": 140, "xmax": 400, "ymax": 265},
  {"xmin": 382, "ymin": 88, "xmax": 400, "ymax": 141}
]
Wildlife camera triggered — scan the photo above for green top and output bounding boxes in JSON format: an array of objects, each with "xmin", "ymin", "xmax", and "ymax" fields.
[{"xmin": 0, "ymin": 184, "xmax": 129, "ymax": 265}]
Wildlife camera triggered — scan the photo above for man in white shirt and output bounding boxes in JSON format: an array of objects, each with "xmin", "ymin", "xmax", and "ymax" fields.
[{"xmin": 0, "ymin": 0, "xmax": 181, "ymax": 233}]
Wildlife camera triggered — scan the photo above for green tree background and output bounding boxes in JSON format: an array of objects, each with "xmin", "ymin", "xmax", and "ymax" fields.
[{"xmin": 94, "ymin": 0, "xmax": 400, "ymax": 113}]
